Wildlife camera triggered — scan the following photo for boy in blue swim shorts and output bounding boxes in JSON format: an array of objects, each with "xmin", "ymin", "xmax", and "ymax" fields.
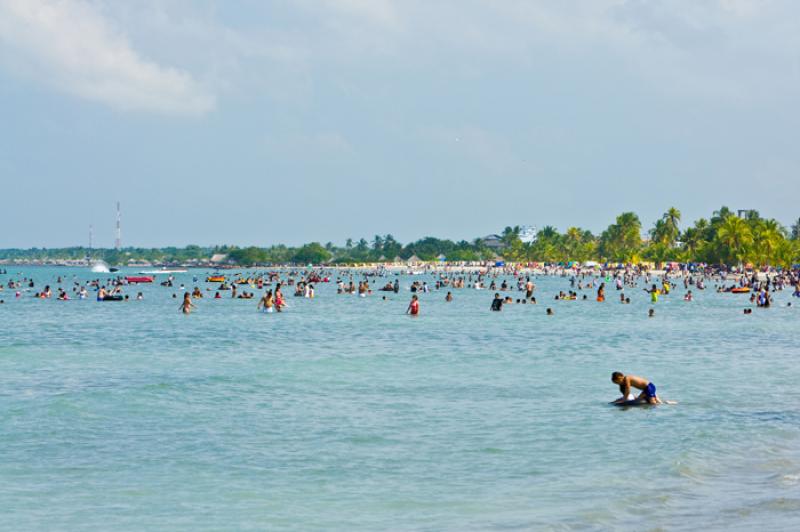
[{"xmin": 611, "ymin": 372, "xmax": 662, "ymax": 404}]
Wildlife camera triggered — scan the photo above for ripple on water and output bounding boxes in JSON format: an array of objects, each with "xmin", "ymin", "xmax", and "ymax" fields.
[{"xmin": 1, "ymin": 268, "xmax": 800, "ymax": 530}]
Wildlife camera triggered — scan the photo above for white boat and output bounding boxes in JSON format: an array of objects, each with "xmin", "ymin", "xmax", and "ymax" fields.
[{"xmin": 138, "ymin": 268, "xmax": 188, "ymax": 274}]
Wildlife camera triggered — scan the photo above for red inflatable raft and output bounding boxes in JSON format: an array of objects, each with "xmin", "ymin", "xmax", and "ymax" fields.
[{"xmin": 126, "ymin": 276, "xmax": 154, "ymax": 283}]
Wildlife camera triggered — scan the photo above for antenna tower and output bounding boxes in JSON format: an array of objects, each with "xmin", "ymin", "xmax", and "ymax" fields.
[{"xmin": 115, "ymin": 202, "xmax": 121, "ymax": 250}]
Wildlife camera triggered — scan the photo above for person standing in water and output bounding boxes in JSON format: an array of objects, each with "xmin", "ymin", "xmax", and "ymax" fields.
[
  {"xmin": 275, "ymin": 284, "xmax": 285, "ymax": 312},
  {"xmin": 258, "ymin": 290, "xmax": 274, "ymax": 313},
  {"xmin": 644, "ymin": 284, "xmax": 660, "ymax": 303},
  {"xmin": 179, "ymin": 292, "xmax": 195, "ymax": 314},
  {"xmin": 406, "ymin": 294, "xmax": 419, "ymax": 316},
  {"xmin": 525, "ymin": 278, "xmax": 535, "ymax": 299},
  {"xmin": 597, "ymin": 282, "xmax": 606, "ymax": 302},
  {"xmin": 490, "ymin": 293, "xmax": 503, "ymax": 311}
]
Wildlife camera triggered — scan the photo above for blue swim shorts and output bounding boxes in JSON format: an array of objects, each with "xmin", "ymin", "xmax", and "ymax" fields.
[{"xmin": 644, "ymin": 382, "xmax": 657, "ymax": 398}]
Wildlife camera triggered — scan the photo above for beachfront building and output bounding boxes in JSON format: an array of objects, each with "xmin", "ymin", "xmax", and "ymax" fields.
[
  {"xmin": 518, "ymin": 225, "xmax": 537, "ymax": 244},
  {"xmin": 480, "ymin": 234, "xmax": 504, "ymax": 250}
]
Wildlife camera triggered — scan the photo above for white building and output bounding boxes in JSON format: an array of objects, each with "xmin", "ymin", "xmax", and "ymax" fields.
[{"xmin": 518, "ymin": 225, "xmax": 538, "ymax": 244}]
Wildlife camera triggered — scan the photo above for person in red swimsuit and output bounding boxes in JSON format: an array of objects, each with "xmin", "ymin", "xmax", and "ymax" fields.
[
  {"xmin": 406, "ymin": 294, "xmax": 419, "ymax": 316},
  {"xmin": 274, "ymin": 284, "xmax": 285, "ymax": 312}
]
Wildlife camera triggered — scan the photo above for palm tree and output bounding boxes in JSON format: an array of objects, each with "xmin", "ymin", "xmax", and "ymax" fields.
[
  {"xmin": 664, "ymin": 207, "xmax": 681, "ymax": 229},
  {"xmin": 617, "ymin": 212, "xmax": 642, "ymax": 262},
  {"xmin": 680, "ymin": 227, "xmax": 705, "ymax": 261},
  {"xmin": 711, "ymin": 206, "xmax": 733, "ymax": 224},
  {"xmin": 715, "ymin": 216, "xmax": 753, "ymax": 266},
  {"xmin": 751, "ymin": 220, "xmax": 785, "ymax": 267},
  {"xmin": 774, "ymin": 239, "xmax": 797, "ymax": 269},
  {"xmin": 760, "ymin": 218, "xmax": 786, "ymax": 236},
  {"xmin": 650, "ymin": 219, "xmax": 669, "ymax": 245},
  {"xmin": 791, "ymin": 218, "xmax": 800, "ymax": 240},
  {"xmin": 691, "ymin": 218, "xmax": 711, "ymax": 241},
  {"xmin": 660, "ymin": 207, "xmax": 681, "ymax": 246},
  {"xmin": 563, "ymin": 227, "xmax": 583, "ymax": 260},
  {"xmin": 501, "ymin": 226, "xmax": 521, "ymax": 247},
  {"xmin": 538, "ymin": 226, "xmax": 558, "ymax": 240}
]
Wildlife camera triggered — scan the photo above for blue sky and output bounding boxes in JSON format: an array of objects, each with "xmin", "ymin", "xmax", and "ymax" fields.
[{"xmin": 1, "ymin": 0, "xmax": 798, "ymax": 248}]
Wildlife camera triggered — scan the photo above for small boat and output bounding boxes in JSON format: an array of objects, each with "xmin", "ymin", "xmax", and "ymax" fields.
[
  {"xmin": 139, "ymin": 269, "xmax": 188, "ymax": 274},
  {"xmin": 207, "ymin": 276, "xmax": 226, "ymax": 283},
  {"xmin": 731, "ymin": 287, "xmax": 750, "ymax": 293},
  {"xmin": 125, "ymin": 276, "xmax": 154, "ymax": 283}
]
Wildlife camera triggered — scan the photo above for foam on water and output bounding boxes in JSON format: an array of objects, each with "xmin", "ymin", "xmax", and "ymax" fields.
[{"xmin": 1, "ymin": 267, "xmax": 799, "ymax": 530}]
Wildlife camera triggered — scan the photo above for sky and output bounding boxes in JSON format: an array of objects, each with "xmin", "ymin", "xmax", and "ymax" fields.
[{"xmin": 1, "ymin": 0, "xmax": 799, "ymax": 248}]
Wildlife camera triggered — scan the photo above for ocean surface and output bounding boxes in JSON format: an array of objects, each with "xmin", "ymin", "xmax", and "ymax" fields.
[{"xmin": 1, "ymin": 267, "xmax": 799, "ymax": 531}]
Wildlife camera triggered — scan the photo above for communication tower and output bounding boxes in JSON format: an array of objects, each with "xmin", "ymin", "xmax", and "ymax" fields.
[{"xmin": 115, "ymin": 202, "xmax": 121, "ymax": 250}]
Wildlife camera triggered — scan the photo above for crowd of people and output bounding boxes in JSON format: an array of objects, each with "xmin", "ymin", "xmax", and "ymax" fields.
[
  {"xmin": 3, "ymin": 265, "xmax": 799, "ymax": 315},
  {"xmin": 4, "ymin": 264, "xmax": 799, "ymax": 406}
]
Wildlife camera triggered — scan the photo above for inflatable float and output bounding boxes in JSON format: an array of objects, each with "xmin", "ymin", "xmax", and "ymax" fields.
[{"xmin": 125, "ymin": 276, "xmax": 154, "ymax": 283}]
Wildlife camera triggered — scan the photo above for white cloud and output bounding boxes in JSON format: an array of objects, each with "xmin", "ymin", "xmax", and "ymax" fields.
[
  {"xmin": 1, "ymin": 0, "xmax": 798, "ymax": 115},
  {"xmin": 0, "ymin": 0, "xmax": 214, "ymax": 115},
  {"xmin": 292, "ymin": 0, "xmax": 800, "ymax": 103}
]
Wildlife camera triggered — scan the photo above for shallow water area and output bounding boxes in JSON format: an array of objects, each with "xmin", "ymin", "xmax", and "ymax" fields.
[{"xmin": 1, "ymin": 267, "xmax": 799, "ymax": 530}]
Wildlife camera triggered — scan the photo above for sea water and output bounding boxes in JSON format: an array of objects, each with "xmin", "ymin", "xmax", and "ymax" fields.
[{"xmin": 1, "ymin": 267, "xmax": 799, "ymax": 531}]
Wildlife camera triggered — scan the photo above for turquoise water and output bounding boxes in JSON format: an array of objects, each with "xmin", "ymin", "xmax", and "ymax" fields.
[{"xmin": 2, "ymin": 267, "xmax": 800, "ymax": 530}]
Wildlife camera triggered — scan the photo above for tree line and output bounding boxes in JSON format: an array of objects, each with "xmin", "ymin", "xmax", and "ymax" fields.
[{"xmin": 2, "ymin": 207, "xmax": 800, "ymax": 267}]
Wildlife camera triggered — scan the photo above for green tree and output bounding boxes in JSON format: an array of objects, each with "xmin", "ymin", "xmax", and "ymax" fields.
[
  {"xmin": 499, "ymin": 226, "xmax": 522, "ymax": 251},
  {"xmin": 292, "ymin": 242, "xmax": 332, "ymax": 265},
  {"xmin": 382, "ymin": 234, "xmax": 402, "ymax": 259},
  {"xmin": 714, "ymin": 216, "xmax": 753, "ymax": 266},
  {"xmin": 599, "ymin": 212, "xmax": 642, "ymax": 262},
  {"xmin": 791, "ymin": 218, "xmax": 800, "ymax": 240},
  {"xmin": 751, "ymin": 219, "xmax": 785, "ymax": 267},
  {"xmin": 229, "ymin": 247, "xmax": 268, "ymax": 265}
]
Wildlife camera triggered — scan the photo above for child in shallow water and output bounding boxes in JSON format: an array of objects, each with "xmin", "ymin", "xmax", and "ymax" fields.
[{"xmin": 611, "ymin": 372, "xmax": 662, "ymax": 405}]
